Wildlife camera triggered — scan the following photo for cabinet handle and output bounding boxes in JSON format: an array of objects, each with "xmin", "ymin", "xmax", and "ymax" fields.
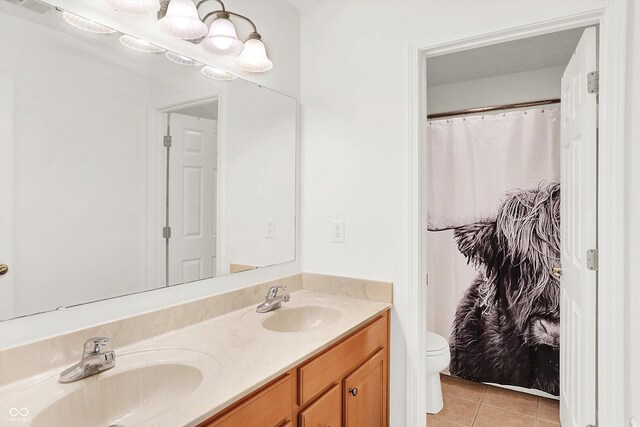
[
  {"xmin": 0, "ymin": 264, "xmax": 7, "ymax": 276},
  {"xmin": 349, "ymin": 387, "xmax": 358, "ymax": 397}
]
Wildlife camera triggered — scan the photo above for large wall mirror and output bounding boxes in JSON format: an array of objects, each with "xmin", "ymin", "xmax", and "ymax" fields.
[{"xmin": 0, "ymin": 1, "xmax": 296, "ymax": 321}]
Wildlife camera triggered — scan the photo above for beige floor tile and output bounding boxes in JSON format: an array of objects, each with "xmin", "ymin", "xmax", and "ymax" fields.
[
  {"xmin": 427, "ymin": 414, "xmax": 467, "ymax": 426},
  {"xmin": 536, "ymin": 420, "xmax": 561, "ymax": 427},
  {"xmin": 433, "ymin": 395, "xmax": 480, "ymax": 426},
  {"xmin": 481, "ymin": 385, "xmax": 539, "ymax": 416},
  {"xmin": 441, "ymin": 374, "xmax": 487, "ymax": 402},
  {"xmin": 473, "ymin": 406, "xmax": 537, "ymax": 427},
  {"xmin": 538, "ymin": 397, "xmax": 560, "ymax": 423}
]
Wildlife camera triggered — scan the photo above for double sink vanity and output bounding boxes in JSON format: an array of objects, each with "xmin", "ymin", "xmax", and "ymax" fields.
[{"xmin": 0, "ymin": 274, "xmax": 392, "ymax": 426}]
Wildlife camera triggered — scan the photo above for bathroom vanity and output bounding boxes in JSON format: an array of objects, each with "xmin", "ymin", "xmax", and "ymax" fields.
[
  {"xmin": 199, "ymin": 310, "xmax": 389, "ymax": 427},
  {"xmin": 0, "ymin": 275, "xmax": 392, "ymax": 427}
]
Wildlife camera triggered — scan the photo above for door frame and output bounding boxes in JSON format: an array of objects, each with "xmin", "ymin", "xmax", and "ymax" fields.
[{"xmin": 407, "ymin": 2, "xmax": 627, "ymax": 426}]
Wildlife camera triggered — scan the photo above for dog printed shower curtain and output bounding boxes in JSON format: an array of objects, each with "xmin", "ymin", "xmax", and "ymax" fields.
[{"xmin": 426, "ymin": 107, "xmax": 561, "ymax": 395}]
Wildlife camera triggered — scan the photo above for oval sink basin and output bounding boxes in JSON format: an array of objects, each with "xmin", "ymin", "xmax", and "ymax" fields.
[
  {"xmin": 22, "ymin": 348, "xmax": 220, "ymax": 427},
  {"xmin": 262, "ymin": 306, "xmax": 341, "ymax": 333},
  {"xmin": 32, "ymin": 363, "xmax": 201, "ymax": 427}
]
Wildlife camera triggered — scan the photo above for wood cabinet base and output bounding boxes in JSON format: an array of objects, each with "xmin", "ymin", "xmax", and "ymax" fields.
[{"xmin": 198, "ymin": 310, "xmax": 390, "ymax": 427}]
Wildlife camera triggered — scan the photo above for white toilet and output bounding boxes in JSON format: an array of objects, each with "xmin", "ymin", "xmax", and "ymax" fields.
[{"xmin": 426, "ymin": 331, "xmax": 451, "ymax": 414}]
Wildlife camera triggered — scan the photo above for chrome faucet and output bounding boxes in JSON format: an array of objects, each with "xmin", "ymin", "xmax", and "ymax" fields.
[
  {"xmin": 59, "ymin": 337, "xmax": 116, "ymax": 383},
  {"xmin": 256, "ymin": 285, "xmax": 290, "ymax": 313}
]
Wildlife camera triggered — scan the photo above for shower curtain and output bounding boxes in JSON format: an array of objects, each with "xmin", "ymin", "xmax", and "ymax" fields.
[{"xmin": 426, "ymin": 107, "xmax": 561, "ymax": 395}]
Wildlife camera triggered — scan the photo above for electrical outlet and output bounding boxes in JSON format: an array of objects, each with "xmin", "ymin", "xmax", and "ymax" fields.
[
  {"xmin": 265, "ymin": 218, "xmax": 276, "ymax": 239},
  {"xmin": 332, "ymin": 220, "xmax": 345, "ymax": 243}
]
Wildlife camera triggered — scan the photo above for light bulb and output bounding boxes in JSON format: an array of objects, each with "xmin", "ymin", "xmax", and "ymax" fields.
[
  {"xmin": 201, "ymin": 66, "xmax": 237, "ymax": 81},
  {"xmin": 62, "ymin": 11, "xmax": 116, "ymax": 34},
  {"xmin": 105, "ymin": 0, "xmax": 160, "ymax": 15},
  {"xmin": 158, "ymin": 0, "xmax": 207, "ymax": 40},
  {"xmin": 234, "ymin": 35, "xmax": 273, "ymax": 73},
  {"xmin": 201, "ymin": 13, "xmax": 243, "ymax": 55},
  {"xmin": 119, "ymin": 35, "xmax": 165, "ymax": 53},
  {"xmin": 214, "ymin": 38, "xmax": 233, "ymax": 50}
]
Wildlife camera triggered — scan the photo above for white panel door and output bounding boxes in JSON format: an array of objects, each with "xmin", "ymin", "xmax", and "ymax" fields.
[
  {"xmin": 560, "ymin": 27, "xmax": 598, "ymax": 427},
  {"xmin": 168, "ymin": 113, "xmax": 218, "ymax": 285}
]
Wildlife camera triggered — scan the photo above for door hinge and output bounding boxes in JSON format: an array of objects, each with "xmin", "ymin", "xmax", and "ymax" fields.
[
  {"xmin": 587, "ymin": 249, "xmax": 598, "ymax": 271},
  {"xmin": 163, "ymin": 226, "xmax": 172, "ymax": 239},
  {"xmin": 587, "ymin": 71, "xmax": 599, "ymax": 94},
  {"xmin": 163, "ymin": 135, "xmax": 172, "ymax": 147}
]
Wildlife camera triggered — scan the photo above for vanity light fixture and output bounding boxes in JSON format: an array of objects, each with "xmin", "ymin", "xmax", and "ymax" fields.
[
  {"xmin": 62, "ymin": 11, "xmax": 116, "ymax": 34},
  {"xmin": 105, "ymin": 0, "xmax": 161, "ymax": 15},
  {"xmin": 158, "ymin": 0, "xmax": 208, "ymax": 40},
  {"xmin": 119, "ymin": 35, "xmax": 166, "ymax": 53},
  {"xmin": 165, "ymin": 51, "xmax": 201, "ymax": 66},
  {"xmin": 201, "ymin": 65, "xmax": 237, "ymax": 81},
  {"xmin": 107, "ymin": 0, "xmax": 273, "ymax": 73}
]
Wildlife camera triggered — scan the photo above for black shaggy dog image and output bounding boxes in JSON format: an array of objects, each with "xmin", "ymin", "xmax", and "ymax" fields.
[{"xmin": 449, "ymin": 181, "xmax": 561, "ymax": 395}]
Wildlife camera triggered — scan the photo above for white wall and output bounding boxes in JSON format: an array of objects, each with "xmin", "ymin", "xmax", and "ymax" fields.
[
  {"xmin": 298, "ymin": 1, "xmax": 617, "ymax": 425},
  {"xmin": 0, "ymin": 11, "xmax": 153, "ymax": 317},
  {"xmin": 222, "ymin": 83, "xmax": 297, "ymax": 271},
  {"xmin": 427, "ymin": 66, "xmax": 563, "ymax": 114},
  {"xmin": 625, "ymin": 0, "xmax": 640, "ymax": 423}
]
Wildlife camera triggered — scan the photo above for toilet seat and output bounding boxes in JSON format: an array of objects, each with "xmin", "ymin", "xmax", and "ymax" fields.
[{"xmin": 426, "ymin": 332, "xmax": 449, "ymax": 355}]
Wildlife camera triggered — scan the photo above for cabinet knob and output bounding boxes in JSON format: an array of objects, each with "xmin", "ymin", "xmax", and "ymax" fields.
[
  {"xmin": 349, "ymin": 387, "xmax": 358, "ymax": 397},
  {"xmin": 0, "ymin": 264, "xmax": 8, "ymax": 276}
]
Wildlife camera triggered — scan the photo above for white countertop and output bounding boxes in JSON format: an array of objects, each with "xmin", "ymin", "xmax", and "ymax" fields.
[{"xmin": 0, "ymin": 290, "xmax": 391, "ymax": 427}]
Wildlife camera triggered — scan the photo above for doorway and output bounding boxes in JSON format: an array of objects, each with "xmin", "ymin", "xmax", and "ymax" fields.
[
  {"xmin": 159, "ymin": 99, "xmax": 219, "ymax": 287},
  {"xmin": 425, "ymin": 26, "xmax": 594, "ymax": 426},
  {"xmin": 409, "ymin": 4, "xmax": 628, "ymax": 426}
]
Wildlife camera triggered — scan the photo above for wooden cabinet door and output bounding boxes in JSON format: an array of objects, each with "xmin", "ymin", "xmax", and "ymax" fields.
[
  {"xmin": 344, "ymin": 349, "xmax": 387, "ymax": 427},
  {"xmin": 299, "ymin": 384, "xmax": 342, "ymax": 427}
]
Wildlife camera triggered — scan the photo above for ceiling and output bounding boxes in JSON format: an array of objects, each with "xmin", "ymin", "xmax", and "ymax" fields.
[
  {"xmin": 427, "ymin": 27, "xmax": 588, "ymax": 86},
  {"xmin": 285, "ymin": 0, "xmax": 324, "ymax": 10}
]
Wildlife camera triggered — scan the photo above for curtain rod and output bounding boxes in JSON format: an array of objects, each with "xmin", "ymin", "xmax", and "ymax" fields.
[{"xmin": 427, "ymin": 98, "xmax": 561, "ymax": 120}]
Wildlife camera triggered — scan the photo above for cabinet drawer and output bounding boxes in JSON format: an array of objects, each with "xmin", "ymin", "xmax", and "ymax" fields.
[
  {"xmin": 299, "ymin": 384, "xmax": 342, "ymax": 427},
  {"xmin": 298, "ymin": 314, "xmax": 387, "ymax": 405},
  {"xmin": 204, "ymin": 374, "xmax": 292, "ymax": 427}
]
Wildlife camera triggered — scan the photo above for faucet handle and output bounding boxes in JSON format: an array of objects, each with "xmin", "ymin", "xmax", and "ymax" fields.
[
  {"xmin": 83, "ymin": 337, "xmax": 109, "ymax": 357},
  {"xmin": 266, "ymin": 285, "xmax": 287, "ymax": 299}
]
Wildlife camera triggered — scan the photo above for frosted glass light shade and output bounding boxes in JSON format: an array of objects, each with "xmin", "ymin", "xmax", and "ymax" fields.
[
  {"xmin": 158, "ymin": 0, "xmax": 207, "ymax": 40},
  {"xmin": 119, "ymin": 35, "xmax": 165, "ymax": 53},
  {"xmin": 165, "ymin": 51, "xmax": 201, "ymax": 66},
  {"xmin": 201, "ymin": 66, "xmax": 237, "ymax": 81},
  {"xmin": 62, "ymin": 11, "xmax": 116, "ymax": 34},
  {"xmin": 105, "ymin": 0, "xmax": 160, "ymax": 15},
  {"xmin": 201, "ymin": 15, "xmax": 243, "ymax": 55},
  {"xmin": 234, "ymin": 37, "xmax": 273, "ymax": 73}
]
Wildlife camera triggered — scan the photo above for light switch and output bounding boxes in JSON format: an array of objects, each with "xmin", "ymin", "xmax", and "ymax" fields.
[
  {"xmin": 265, "ymin": 218, "xmax": 276, "ymax": 239},
  {"xmin": 332, "ymin": 220, "xmax": 345, "ymax": 243}
]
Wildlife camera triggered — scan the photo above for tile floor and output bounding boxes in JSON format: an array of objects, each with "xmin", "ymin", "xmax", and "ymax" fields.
[{"xmin": 427, "ymin": 374, "xmax": 560, "ymax": 427}]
